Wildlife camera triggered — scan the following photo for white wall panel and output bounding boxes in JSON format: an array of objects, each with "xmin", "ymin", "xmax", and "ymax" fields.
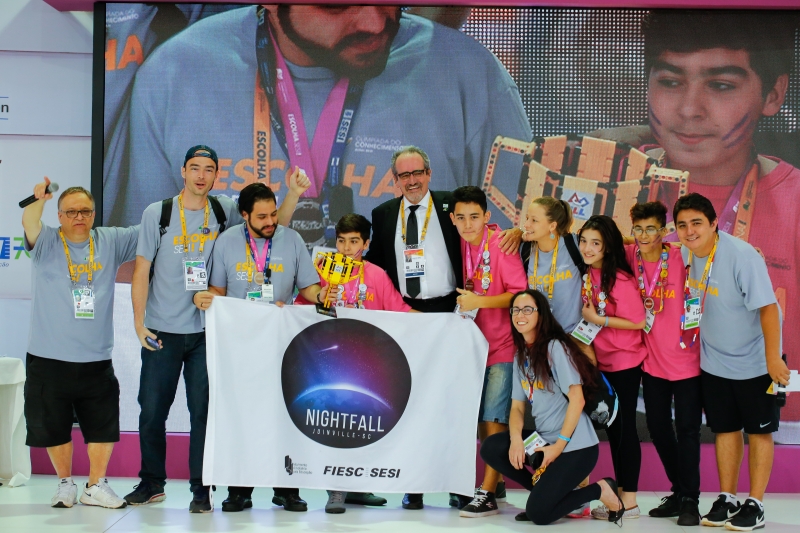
[{"xmin": 0, "ymin": 0, "xmax": 92, "ymax": 54}]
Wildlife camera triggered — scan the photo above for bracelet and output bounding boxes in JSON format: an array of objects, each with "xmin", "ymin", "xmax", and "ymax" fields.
[
  {"xmin": 604, "ymin": 316, "xmax": 609, "ymax": 327},
  {"xmin": 316, "ymin": 291, "xmax": 322, "ymax": 304},
  {"xmin": 558, "ymin": 434, "xmax": 571, "ymax": 443}
]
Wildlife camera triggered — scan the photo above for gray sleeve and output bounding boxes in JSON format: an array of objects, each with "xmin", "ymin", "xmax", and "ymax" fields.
[
  {"xmin": 737, "ymin": 249, "xmax": 778, "ymax": 312},
  {"xmin": 511, "ymin": 362, "xmax": 528, "ymax": 402},
  {"xmin": 27, "ymin": 224, "xmax": 56, "ymax": 263},
  {"xmin": 115, "ymin": 225, "xmax": 140, "ymax": 265},
  {"xmin": 294, "ymin": 232, "xmax": 320, "ymax": 289},
  {"xmin": 136, "ymin": 204, "xmax": 162, "ymax": 262},
  {"xmin": 209, "ymin": 235, "xmax": 228, "ymax": 289},
  {"xmin": 550, "ymin": 340, "xmax": 582, "ymax": 397}
]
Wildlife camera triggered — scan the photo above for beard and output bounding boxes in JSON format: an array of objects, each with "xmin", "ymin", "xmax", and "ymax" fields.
[
  {"xmin": 276, "ymin": 6, "xmax": 401, "ymax": 85},
  {"xmin": 250, "ymin": 223, "xmax": 276, "ymax": 240}
]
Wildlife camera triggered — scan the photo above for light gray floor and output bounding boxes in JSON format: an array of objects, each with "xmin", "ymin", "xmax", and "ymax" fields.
[{"xmin": 3, "ymin": 475, "xmax": 800, "ymax": 532}]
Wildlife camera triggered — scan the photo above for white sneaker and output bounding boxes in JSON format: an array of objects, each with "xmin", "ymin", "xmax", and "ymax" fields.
[
  {"xmin": 80, "ymin": 479, "xmax": 128, "ymax": 509},
  {"xmin": 51, "ymin": 479, "xmax": 78, "ymax": 508}
]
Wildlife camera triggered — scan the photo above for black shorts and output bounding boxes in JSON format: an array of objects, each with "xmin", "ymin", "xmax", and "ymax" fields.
[
  {"xmin": 701, "ymin": 370, "xmax": 779, "ymax": 435},
  {"xmin": 24, "ymin": 353, "xmax": 120, "ymax": 448}
]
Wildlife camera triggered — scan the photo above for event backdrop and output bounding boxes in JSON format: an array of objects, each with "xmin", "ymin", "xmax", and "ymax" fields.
[
  {"xmin": 97, "ymin": 4, "xmax": 800, "ymax": 440},
  {"xmin": 204, "ymin": 297, "xmax": 488, "ymax": 493}
]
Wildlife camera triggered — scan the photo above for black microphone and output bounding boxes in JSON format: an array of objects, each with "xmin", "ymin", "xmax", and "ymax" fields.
[{"xmin": 19, "ymin": 182, "xmax": 59, "ymax": 208}]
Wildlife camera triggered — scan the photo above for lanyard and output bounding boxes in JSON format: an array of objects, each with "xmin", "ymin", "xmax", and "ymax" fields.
[
  {"xmin": 254, "ymin": 6, "xmax": 363, "ymax": 196},
  {"xmin": 338, "ymin": 264, "xmax": 367, "ymax": 308},
  {"xmin": 400, "ymin": 195, "xmax": 434, "ymax": 244},
  {"xmin": 531, "ymin": 240, "xmax": 559, "ymax": 301},
  {"xmin": 636, "ymin": 244, "xmax": 669, "ymax": 315},
  {"xmin": 680, "ymin": 235, "xmax": 718, "ymax": 348},
  {"xmin": 177, "ymin": 193, "xmax": 210, "ymax": 254},
  {"xmin": 59, "ymin": 229, "xmax": 94, "ymax": 285},
  {"xmin": 243, "ymin": 225, "xmax": 272, "ymax": 284},
  {"xmin": 464, "ymin": 226, "xmax": 491, "ymax": 295}
]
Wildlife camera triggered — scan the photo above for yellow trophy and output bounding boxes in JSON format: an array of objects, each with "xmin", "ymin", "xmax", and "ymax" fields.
[{"xmin": 314, "ymin": 252, "xmax": 363, "ymax": 308}]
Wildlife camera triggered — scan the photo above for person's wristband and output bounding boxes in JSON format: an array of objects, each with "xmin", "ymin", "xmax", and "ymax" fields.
[
  {"xmin": 604, "ymin": 316, "xmax": 609, "ymax": 327},
  {"xmin": 558, "ymin": 434, "xmax": 571, "ymax": 443},
  {"xmin": 316, "ymin": 291, "xmax": 322, "ymax": 304}
]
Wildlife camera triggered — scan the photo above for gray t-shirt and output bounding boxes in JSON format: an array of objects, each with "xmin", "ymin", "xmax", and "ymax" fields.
[
  {"xmin": 137, "ymin": 195, "xmax": 243, "ymax": 333},
  {"xmin": 26, "ymin": 224, "xmax": 139, "ymax": 363},
  {"xmin": 209, "ymin": 224, "xmax": 319, "ymax": 302},
  {"xmin": 526, "ymin": 235, "xmax": 583, "ymax": 332},
  {"xmin": 681, "ymin": 231, "xmax": 778, "ymax": 379},
  {"xmin": 511, "ymin": 340, "xmax": 599, "ymax": 452}
]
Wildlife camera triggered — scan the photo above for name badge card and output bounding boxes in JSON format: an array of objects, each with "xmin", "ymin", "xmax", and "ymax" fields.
[
  {"xmin": 684, "ymin": 297, "xmax": 701, "ymax": 329},
  {"xmin": 261, "ymin": 283, "xmax": 274, "ymax": 303},
  {"xmin": 523, "ymin": 431, "xmax": 549, "ymax": 455},
  {"xmin": 184, "ymin": 259, "xmax": 208, "ymax": 291},
  {"xmin": 454, "ymin": 304, "xmax": 478, "ymax": 320},
  {"xmin": 72, "ymin": 288, "xmax": 95, "ymax": 319},
  {"xmin": 571, "ymin": 319, "xmax": 602, "ymax": 345},
  {"xmin": 246, "ymin": 289, "xmax": 262, "ymax": 302},
  {"xmin": 644, "ymin": 309, "xmax": 655, "ymax": 334},
  {"xmin": 403, "ymin": 245, "xmax": 426, "ymax": 278}
]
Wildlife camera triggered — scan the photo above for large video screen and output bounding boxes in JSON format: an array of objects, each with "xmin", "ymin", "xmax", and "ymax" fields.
[{"xmin": 99, "ymin": 4, "xmax": 800, "ymax": 440}]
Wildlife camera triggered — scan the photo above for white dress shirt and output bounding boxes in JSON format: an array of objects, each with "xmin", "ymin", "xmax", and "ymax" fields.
[{"xmin": 394, "ymin": 190, "xmax": 457, "ymax": 299}]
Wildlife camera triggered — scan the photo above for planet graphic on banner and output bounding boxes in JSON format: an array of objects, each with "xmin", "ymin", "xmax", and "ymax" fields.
[{"xmin": 281, "ymin": 318, "xmax": 412, "ymax": 448}]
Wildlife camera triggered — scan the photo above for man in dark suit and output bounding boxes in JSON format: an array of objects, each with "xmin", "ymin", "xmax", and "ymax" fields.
[{"xmin": 365, "ymin": 146, "xmax": 521, "ymax": 510}]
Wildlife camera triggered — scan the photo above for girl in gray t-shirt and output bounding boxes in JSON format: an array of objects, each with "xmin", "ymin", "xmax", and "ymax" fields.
[{"xmin": 480, "ymin": 289, "xmax": 624, "ymax": 525}]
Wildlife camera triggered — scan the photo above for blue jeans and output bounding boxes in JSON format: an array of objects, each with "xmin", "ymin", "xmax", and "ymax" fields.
[
  {"xmin": 478, "ymin": 362, "xmax": 513, "ymax": 424},
  {"xmin": 138, "ymin": 330, "xmax": 208, "ymax": 492}
]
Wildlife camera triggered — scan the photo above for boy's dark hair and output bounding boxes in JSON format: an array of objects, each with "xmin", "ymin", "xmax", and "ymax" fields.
[
  {"xmin": 630, "ymin": 201, "xmax": 668, "ymax": 228},
  {"xmin": 643, "ymin": 10, "xmax": 796, "ymax": 98},
  {"xmin": 237, "ymin": 183, "xmax": 276, "ymax": 216},
  {"xmin": 336, "ymin": 213, "xmax": 372, "ymax": 242},
  {"xmin": 672, "ymin": 193, "xmax": 718, "ymax": 228},
  {"xmin": 452, "ymin": 185, "xmax": 488, "ymax": 213}
]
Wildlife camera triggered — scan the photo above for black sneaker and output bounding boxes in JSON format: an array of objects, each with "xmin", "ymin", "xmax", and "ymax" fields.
[
  {"xmin": 402, "ymin": 493, "xmax": 424, "ymax": 510},
  {"xmin": 124, "ymin": 480, "xmax": 166, "ymax": 505},
  {"xmin": 724, "ymin": 499, "xmax": 764, "ymax": 531},
  {"xmin": 701, "ymin": 494, "xmax": 741, "ymax": 527},
  {"xmin": 678, "ymin": 497, "xmax": 701, "ymax": 526},
  {"xmin": 189, "ymin": 486, "xmax": 213, "ymax": 513},
  {"xmin": 495, "ymin": 481, "xmax": 507, "ymax": 503},
  {"xmin": 448, "ymin": 493, "xmax": 472, "ymax": 509},
  {"xmin": 272, "ymin": 490, "xmax": 307, "ymax": 512},
  {"xmin": 221, "ymin": 493, "xmax": 252, "ymax": 512},
  {"xmin": 650, "ymin": 492, "xmax": 682, "ymax": 518},
  {"xmin": 458, "ymin": 489, "xmax": 499, "ymax": 518},
  {"xmin": 515, "ymin": 511, "xmax": 531, "ymax": 521},
  {"xmin": 344, "ymin": 492, "xmax": 387, "ymax": 506}
]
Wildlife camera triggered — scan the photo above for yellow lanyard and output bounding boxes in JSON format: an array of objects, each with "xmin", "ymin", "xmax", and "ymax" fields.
[
  {"xmin": 532, "ymin": 240, "xmax": 559, "ymax": 301},
  {"xmin": 686, "ymin": 234, "xmax": 719, "ymax": 313},
  {"xmin": 177, "ymin": 193, "xmax": 210, "ymax": 254},
  {"xmin": 59, "ymin": 229, "xmax": 94, "ymax": 285},
  {"xmin": 400, "ymin": 195, "xmax": 434, "ymax": 244}
]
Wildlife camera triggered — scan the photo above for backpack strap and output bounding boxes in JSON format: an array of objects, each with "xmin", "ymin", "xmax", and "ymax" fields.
[
  {"xmin": 208, "ymin": 195, "xmax": 227, "ymax": 233},
  {"xmin": 520, "ymin": 241, "xmax": 532, "ymax": 270},
  {"xmin": 563, "ymin": 233, "xmax": 586, "ymax": 276},
  {"xmin": 149, "ymin": 198, "xmax": 174, "ymax": 282}
]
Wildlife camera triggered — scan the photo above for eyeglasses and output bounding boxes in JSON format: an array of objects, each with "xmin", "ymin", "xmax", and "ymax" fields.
[
  {"xmin": 395, "ymin": 169, "xmax": 429, "ymax": 181},
  {"xmin": 60, "ymin": 209, "xmax": 94, "ymax": 219},
  {"xmin": 510, "ymin": 306, "xmax": 538, "ymax": 316},
  {"xmin": 631, "ymin": 226, "xmax": 663, "ymax": 236}
]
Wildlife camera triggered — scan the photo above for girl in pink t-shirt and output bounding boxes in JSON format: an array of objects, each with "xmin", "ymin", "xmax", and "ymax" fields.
[{"xmin": 577, "ymin": 215, "xmax": 646, "ymax": 519}]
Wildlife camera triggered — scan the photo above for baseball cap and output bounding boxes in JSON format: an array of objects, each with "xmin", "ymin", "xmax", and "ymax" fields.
[{"xmin": 184, "ymin": 145, "xmax": 219, "ymax": 168}]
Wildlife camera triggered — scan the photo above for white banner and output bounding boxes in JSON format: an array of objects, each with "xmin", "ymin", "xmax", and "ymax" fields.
[{"xmin": 204, "ymin": 297, "xmax": 489, "ymax": 495}]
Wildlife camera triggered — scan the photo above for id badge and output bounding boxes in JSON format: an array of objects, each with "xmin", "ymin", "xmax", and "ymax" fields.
[
  {"xmin": 644, "ymin": 309, "xmax": 656, "ymax": 334},
  {"xmin": 246, "ymin": 289, "xmax": 262, "ymax": 302},
  {"xmin": 454, "ymin": 304, "xmax": 478, "ymax": 320},
  {"xmin": 523, "ymin": 431, "xmax": 548, "ymax": 456},
  {"xmin": 261, "ymin": 283, "xmax": 274, "ymax": 303},
  {"xmin": 184, "ymin": 259, "xmax": 208, "ymax": 291},
  {"xmin": 72, "ymin": 288, "xmax": 95, "ymax": 319},
  {"xmin": 403, "ymin": 245, "xmax": 426, "ymax": 278},
  {"xmin": 684, "ymin": 297, "xmax": 701, "ymax": 329},
  {"xmin": 571, "ymin": 319, "xmax": 602, "ymax": 345}
]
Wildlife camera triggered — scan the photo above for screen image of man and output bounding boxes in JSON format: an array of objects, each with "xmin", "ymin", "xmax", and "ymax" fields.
[
  {"xmin": 116, "ymin": 5, "xmax": 531, "ymax": 246},
  {"xmin": 21, "ymin": 179, "xmax": 139, "ymax": 509}
]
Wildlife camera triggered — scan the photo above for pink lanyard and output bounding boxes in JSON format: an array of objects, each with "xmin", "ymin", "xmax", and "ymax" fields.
[
  {"xmin": 268, "ymin": 29, "xmax": 349, "ymax": 198},
  {"xmin": 464, "ymin": 226, "xmax": 489, "ymax": 291}
]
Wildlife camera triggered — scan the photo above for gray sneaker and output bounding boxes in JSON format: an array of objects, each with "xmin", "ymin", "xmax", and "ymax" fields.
[
  {"xmin": 326, "ymin": 490, "xmax": 346, "ymax": 514},
  {"xmin": 51, "ymin": 479, "xmax": 78, "ymax": 508}
]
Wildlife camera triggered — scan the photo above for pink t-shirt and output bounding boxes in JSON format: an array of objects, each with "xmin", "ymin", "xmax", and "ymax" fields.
[
  {"xmin": 625, "ymin": 244, "xmax": 701, "ymax": 380},
  {"xmin": 463, "ymin": 224, "xmax": 528, "ymax": 367},
  {"xmin": 588, "ymin": 267, "xmax": 648, "ymax": 373},
  {"xmin": 295, "ymin": 260, "xmax": 411, "ymax": 312}
]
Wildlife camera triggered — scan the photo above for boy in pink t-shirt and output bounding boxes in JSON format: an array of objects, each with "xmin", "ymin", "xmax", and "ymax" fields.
[
  {"xmin": 450, "ymin": 186, "xmax": 527, "ymax": 518},
  {"xmin": 624, "ymin": 202, "xmax": 702, "ymax": 525},
  {"xmin": 296, "ymin": 214, "xmax": 411, "ymax": 313}
]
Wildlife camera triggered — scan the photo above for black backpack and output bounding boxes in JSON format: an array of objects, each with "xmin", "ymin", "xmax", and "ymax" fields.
[
  {"xmin": 546, "ymin": 364, "xmax": 619, "ymax": 430},
  {"xmin": 149, "ymin": 195, "xmax": 228, "ymax": 281},
  {"xmin": 520, "ymin": 233, "xmax": 586, "ymax": 277}
]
